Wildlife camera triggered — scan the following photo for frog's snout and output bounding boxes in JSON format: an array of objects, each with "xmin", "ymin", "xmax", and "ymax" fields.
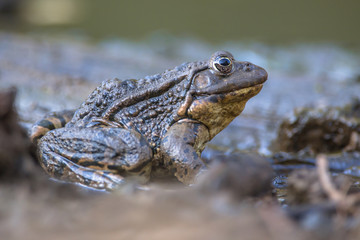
[
  {"xmin": 252, "ymin": 64, "xmax": 268, "ymax": 84},
  {"xmin": 240, "ymin": 61, "xmax": 268, "ymax": 85},
  {"xmin": 258, "ymin": 66, "xmax": 268, "ymax": 83}
]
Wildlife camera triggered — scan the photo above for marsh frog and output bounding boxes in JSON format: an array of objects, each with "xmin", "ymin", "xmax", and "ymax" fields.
[{"xmin": 31, "ymin": 51, "xmax": 268, "ymax": 190}]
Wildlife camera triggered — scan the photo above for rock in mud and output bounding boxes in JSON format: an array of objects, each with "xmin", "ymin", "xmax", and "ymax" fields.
[{"xmin": 277, "ymin": 98, "xmax": 360, "ymax": 154}]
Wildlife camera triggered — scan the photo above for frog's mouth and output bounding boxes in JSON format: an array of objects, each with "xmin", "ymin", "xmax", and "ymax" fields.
[
  {"xmin": 193, "ymin": 69, "xmax": 267, "ymax": 96},
  {"xmin": 196, "ymin": 84, "xmax": 264, "ymax": 104},
  {"xmin": 192, "ymin": 82, "xmax": 264, "ymax": 106},
  {"xmin": 196, "ymin": 82, "xmax": 264, "ymax": 96}
]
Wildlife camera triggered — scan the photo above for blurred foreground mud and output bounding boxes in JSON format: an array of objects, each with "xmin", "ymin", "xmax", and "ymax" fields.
[
  {"xmin": 1, "ymin": 32, "xmax": 360, "ymax": 239},
  {"xmin": 0, "ymin": 88, "xmax": 37, "ymax": 180}
]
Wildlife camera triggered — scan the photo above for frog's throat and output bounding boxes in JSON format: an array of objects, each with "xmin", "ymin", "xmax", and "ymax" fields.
[
  {"xmin": 177, "ymin": 83, "xmax": 263, "ymax": 119},
  {"xmin": 186, "ymin": 84, "xmax": 263, "ymax": 138}
]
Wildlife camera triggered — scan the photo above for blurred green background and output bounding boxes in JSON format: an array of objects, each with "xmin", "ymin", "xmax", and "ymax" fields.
[{"xmin": 0, "ymin": 0, "xmax": 359, "ymax": 46}]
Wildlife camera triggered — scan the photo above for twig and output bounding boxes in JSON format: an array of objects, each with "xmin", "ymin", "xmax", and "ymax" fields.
[
  {"xmin": 316, "ymin": 154, "xmax": 345, "ymax": 203},
  {"xmin": 316, "ymin": 154, "xmax": 360, "ymax": 212},
  {"xmin": 344, "ymin": 131, "xmax": 360, "ymax": 151}
]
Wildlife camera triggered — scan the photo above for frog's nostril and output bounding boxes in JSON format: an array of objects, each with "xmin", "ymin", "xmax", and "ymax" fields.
[{"xmin": 243, "ymin": 62, "xmax": 252, "ymax": 72}]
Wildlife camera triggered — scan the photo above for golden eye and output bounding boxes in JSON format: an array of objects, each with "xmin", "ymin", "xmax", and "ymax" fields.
[{"xmin": 212, "ymin": 56, "xmax": 233, "ymax": 74}]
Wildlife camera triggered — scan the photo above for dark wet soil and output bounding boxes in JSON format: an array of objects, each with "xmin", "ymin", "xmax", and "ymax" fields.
[
  {"xmin": 277, "ymin": 98, "xmax": 360, "ymax": 153},
  {"xmin": 1, "ymin": 32, "xmax": 360, "ymax": 239}
]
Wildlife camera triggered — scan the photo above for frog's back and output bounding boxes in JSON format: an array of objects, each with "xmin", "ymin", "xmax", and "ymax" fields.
[
  {"xmin": 67, "ymin": 77, "xmax": 147, "ymax": 128},
  {"xmin": 67, "ymin": 61, "xmax": 206, "ymax": 130}
]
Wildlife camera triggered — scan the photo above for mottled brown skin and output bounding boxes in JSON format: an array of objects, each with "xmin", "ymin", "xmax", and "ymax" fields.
[{"xmin": 31, "ymin": 51, "xmax": 268, "ymax": 190}]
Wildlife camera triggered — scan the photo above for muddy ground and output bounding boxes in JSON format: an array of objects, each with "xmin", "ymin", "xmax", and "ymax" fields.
[{"xmin": 1, "ymin": 32, "xmax": 360, "ymax": 240}]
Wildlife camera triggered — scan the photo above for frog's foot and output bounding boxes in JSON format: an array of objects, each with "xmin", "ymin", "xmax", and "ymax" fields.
[
  {"xmin": 38, "ymin": 127, "xmax": 153, "ymax": 190},
  {"xmin": 185, "ymin": 167, "xmax": 208, "ymax": 186},
  {"xmin": 174, "ymin": 164, "xmax": 207, "ymax": 185},
  {"xmin": 50, "ymin": 153, "xmax": 125, "ymax": 190}
]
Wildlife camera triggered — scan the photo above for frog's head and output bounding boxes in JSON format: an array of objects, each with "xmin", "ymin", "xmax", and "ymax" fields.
[{"xmin": 186, "ymin": 51, "xmax": 268, "ymax": 139}]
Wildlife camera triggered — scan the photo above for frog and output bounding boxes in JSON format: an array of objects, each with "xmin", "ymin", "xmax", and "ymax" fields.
[{"xmin": 30, "ymin": 51, "xmax": 268, "ymax": 190}]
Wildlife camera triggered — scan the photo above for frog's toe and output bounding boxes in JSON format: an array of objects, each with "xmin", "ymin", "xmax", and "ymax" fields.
[
  {"xmin": 88, "ymin": 171, "xmax": 125, "ymax": 190},
  {"xmin": 175, "ymin": 165, "xmax": 207, "ymax": 185}
]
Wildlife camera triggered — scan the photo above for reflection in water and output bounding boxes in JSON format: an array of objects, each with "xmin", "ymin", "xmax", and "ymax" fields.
[{"xmin": 19, "ymin": 0, "xmax": 82, "ymax": 25}]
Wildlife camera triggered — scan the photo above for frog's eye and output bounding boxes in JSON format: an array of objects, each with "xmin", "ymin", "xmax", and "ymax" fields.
[{"xmin": 212, "ymin": 56, "xmax": 233, "ymax": 74}]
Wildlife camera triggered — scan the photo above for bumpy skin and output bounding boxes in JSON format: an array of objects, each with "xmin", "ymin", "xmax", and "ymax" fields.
[{"xmin": 31, "ymin": 51, "xmax": 268, "ymax": 190}]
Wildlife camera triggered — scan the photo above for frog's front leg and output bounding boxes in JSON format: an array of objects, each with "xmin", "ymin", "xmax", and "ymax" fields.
[
  {"xmin": 38, "ymin": 127, "xmax": 153, "ymax": 190},
  {"xmin": 160, "ymin": 120, "xmax": 210, "ymax": 184}
]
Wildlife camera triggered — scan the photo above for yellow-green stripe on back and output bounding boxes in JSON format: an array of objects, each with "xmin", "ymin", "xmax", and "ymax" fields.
[{"xmin": 30, "ymin": 110, "xmax": 75, "ymax": 144}]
